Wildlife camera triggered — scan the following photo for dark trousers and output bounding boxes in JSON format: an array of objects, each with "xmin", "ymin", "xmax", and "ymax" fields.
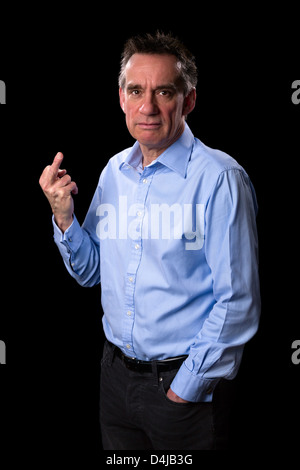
[{"xmin": 100, "ymin": 341, "xmax": 235, "ymax": 450}]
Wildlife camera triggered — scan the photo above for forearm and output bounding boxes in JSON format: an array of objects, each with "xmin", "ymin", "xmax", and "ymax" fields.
[
  {"xmin": 171, "ymin": 169, "xmax": 261, "ymax": 402},
  {"xmin": 170, "ymin": 299, "xmax": 259, "ymax": 402},
  {"xmin": 170, "ymin": 332, "xmax": 249, "ymax": 403},
  {"xmin": 53, "ymin": 215, "xmax": 100, "ymax": 287}
]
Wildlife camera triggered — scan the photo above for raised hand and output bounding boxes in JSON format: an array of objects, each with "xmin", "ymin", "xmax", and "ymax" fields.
[{"xmin": 39, "ymin": 152, "xmax": 78, "ymax": 232}]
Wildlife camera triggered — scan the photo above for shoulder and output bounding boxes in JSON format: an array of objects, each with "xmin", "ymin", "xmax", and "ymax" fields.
[
  {"xmin": 192, "ymin": 138, "xmax": 244, "ymax": 175},
  {"xmin": 191, "ymin": 139, "xmax": 257, "ymax": 213},
  {"xmin": 187, "ymin": 137, "xmax": 251, "ymax": 198}
]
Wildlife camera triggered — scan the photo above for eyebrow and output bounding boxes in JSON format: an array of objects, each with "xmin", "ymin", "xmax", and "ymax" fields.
[{"xmin": 126, "ymin": 83, "xmax": 178, "ymax": 92}]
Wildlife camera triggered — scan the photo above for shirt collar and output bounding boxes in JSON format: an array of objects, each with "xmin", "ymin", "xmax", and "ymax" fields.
[{"xmin": 119, "ymin": 123, "xmax": 194, "ymax": 179}]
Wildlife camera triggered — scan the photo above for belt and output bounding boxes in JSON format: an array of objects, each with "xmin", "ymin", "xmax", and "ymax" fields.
[{"xmin": 110, "ymin": 342, "xmax": 187, "ymax": 373}]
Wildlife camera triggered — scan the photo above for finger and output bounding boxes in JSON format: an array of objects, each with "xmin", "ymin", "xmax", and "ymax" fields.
[
  {"xmin": 54, "ymin": 173, "xmax": 72, "ymax": 187},
  {"xmin": 55, "ymin": 181, "xmax": 78, "ymax": 198},
  {"xmin": 57, "ymin": 180, "xmax": 78, "ymax": 194},
  {"xmin": 51, "ymin": 152, "xmax": 64, "ymax": 174},
  {"xmin": 70, "ymin": 182, "xmax": 78, "ymax": 195},
  {"xmin": 57, "ymin": 169, "xmax": 67, "ymax": 178}
]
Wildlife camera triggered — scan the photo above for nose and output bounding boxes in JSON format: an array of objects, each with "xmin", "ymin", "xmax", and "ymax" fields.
[{"xmin": 139, "ymin": 92, "xmax": 159, "ymax": 115}]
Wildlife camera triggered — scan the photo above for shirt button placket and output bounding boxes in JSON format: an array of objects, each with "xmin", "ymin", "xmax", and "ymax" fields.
[{"xmin": 122, "ymin": 167, "xmax": 154, "ymax": 356}]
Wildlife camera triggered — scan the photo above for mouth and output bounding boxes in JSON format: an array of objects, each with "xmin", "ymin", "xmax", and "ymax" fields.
[{"xmin": 136, "ymin": 122, "xmax": 161, "ymax": 130}]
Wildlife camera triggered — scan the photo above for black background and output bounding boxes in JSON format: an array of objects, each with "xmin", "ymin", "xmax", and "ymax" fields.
[{"xmin": 0, "ymin": 9, "xmax": 299, "ymax": 463}]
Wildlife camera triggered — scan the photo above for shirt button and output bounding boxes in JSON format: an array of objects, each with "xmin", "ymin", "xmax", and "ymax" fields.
[
  {"xmin": 135, "ymin": 244, "xmax": 140, "ymax": 250},
  {"xmin": 137, "ymin": 210, "xmax": 142, "ymax": 217},
  {"xmin": 126, "ymin": 344, "xmax": 131, "ymax": 349},
  {"xmin": 127, "ymin": 310, "xmax": 132, "ymax": 316},
  {"xmin": 68, "ymin": 237, "xmax": 72, "ymax": 242},
  {"xmin": 142, "ymin": 178, "xmax": 148, "ymax": 184},
  {"xmin": 128, "ymin": 276, "xmax": 133, "ymax": 282}
]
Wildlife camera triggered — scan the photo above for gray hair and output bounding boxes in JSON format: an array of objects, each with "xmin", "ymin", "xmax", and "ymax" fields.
[{"xmin": 118, "ymin": 31, "xmax": 198, "ymax": 96}]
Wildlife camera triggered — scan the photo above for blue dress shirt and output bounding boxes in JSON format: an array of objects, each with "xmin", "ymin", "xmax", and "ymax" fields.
[{"xmin": 53, "ymin": 124, "xmax": 260, "ymax": 402}]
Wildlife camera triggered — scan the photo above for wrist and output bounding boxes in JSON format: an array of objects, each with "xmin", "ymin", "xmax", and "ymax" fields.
[
  {"xmin": 54, "ymin": 215, "xmax": 74, "ymax": 233},
  {"xmin": 167, "ymin": 388, "xmax": 190, "ymax": 404}
]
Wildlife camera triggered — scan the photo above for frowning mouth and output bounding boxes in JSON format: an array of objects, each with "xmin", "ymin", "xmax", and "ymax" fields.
[{"xmin": 136, "ymin": 122, "xmax": 161, "ymax": 130}]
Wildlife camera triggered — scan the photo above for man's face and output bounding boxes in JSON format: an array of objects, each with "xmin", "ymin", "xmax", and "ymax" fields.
[{"xmin": 119, "ymin": 54, "xmax": 195, "ymax": 157}]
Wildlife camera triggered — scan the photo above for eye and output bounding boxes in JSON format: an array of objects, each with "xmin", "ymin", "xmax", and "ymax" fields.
[
  {"xmin": 130, "ymin": 89, "xmax": 141, "ymax": 96},
  {"xmin": 157, "ymin": 89, "xmax": 174, "ymax": 99}
]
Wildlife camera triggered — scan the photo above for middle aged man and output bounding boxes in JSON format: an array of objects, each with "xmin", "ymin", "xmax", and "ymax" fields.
[{"xmin": 39, "ymin": 32, "xmax": 260, "ymax": 450}]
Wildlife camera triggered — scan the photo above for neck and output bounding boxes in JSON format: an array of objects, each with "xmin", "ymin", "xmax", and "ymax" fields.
[
  {"xmin": 140, "ymin": 123, "xmax": 185, "ymax": 168},
  {"xmin": 141, "ymin": 147, "xmax": 164, "ymax": 168}
]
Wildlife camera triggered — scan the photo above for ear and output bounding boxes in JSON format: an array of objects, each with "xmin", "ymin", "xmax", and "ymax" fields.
[
  {"xmin": 119, "ymin": 87, "xmax": 126, "ymax": 113},
  {"xmin": 182, "ymin": 88, "xmax": 196, "ymax": 117}
]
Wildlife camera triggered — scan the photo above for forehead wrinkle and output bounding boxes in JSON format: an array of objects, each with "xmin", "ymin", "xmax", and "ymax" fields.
[{"xmin": 124, "ymin": 54, "xmax": 182, "ymax": 88}]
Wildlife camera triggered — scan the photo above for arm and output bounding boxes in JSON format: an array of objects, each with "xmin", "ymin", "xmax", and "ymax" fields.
[
  {"xmin": 52, "ymin": 213, "xmax": 100, "ymax": 287},
  {"xmin": 40, "ymin": 152, "xmax": 101, "ymax": 287},
  {"xmin": 169, "ymin": 169, "xmax": 261, "ymax": 402}
]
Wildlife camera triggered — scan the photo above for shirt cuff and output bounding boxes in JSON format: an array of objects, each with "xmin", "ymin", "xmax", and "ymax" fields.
[
  {"xmin": 52, "ymin": 214, "xmax": 84, "ymax": 253},
  {"xmin": 170, "ymin": 361, "xmax": 219, "ymax": 403}
]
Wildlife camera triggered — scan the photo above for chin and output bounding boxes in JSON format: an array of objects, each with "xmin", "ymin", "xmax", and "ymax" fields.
[{"xmin": 136, "ymin": 131, "xmax": 164, "ymax": 146}]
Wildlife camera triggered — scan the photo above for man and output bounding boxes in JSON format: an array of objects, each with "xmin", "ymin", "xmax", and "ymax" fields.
[{"xmin": 39, "ymin": 32, "xmax": 260, "ymax": 450}]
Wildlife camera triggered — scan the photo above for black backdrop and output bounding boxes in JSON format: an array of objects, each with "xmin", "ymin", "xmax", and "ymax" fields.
[{"xmin": 0, "ymin": 11, "xmax": 299, "ymax": 463}]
